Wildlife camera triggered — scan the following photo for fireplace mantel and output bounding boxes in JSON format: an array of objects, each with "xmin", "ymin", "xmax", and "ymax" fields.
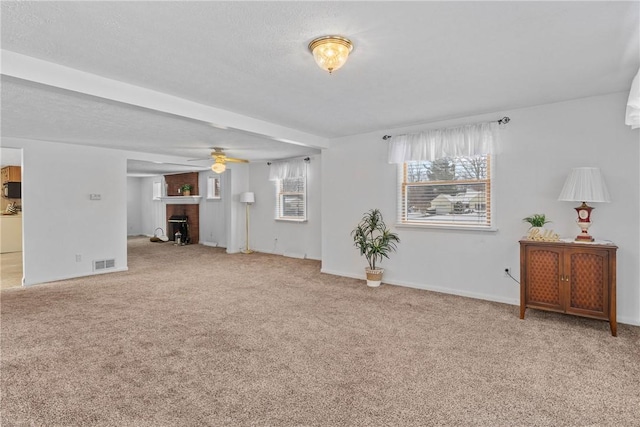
[{"xmin": 160, "ymin": 196, "xmax": 202, "ymax": 205}]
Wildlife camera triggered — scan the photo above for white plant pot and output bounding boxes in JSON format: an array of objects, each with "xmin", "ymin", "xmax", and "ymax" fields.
[{"xmin": 365, "ymin": 268, "xmax": 384, "ymax": 287}]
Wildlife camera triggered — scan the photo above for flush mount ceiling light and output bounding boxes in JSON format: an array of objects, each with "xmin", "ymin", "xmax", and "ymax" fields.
[{"xmin": 308, "ymin": 35, "xmax": 353, "ymax": 74}]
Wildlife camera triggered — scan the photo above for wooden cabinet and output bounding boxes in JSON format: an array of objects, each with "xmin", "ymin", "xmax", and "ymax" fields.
[
  {"xmin": 519, "ymin": 240, "xmax": 617, "ymax": 336},
  {"xmin": 1, "ymin": 166, "xmax": 21, "ymax": 183}
]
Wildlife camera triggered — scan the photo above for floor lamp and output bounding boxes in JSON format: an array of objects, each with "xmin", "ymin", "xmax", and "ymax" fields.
[{"xmin": 240, "ymin": 192, "xmax": 255, "ymax": 254}]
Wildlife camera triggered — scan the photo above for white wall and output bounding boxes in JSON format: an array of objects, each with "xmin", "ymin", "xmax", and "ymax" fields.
[
  {"xmin": 248, "ymin": 155, "xmax": 321, "ymax": 260},
  {"xmin": 138, "ymin": 176, "xmax": 166, "ymax": 237},
  {"xmin": 199, "ymin": 170, "xmax": 227, "ymax": 247},
  {"xmin": 126, "ymin": 177, "xmax": 143, "ymax": 236},
  {"xmin": 321, "ymin": 92, "xmax": 640, "ymax": 325},
  {"xmin": 3, "ymin": 138, "xmax": 129, "ymax": 285}
]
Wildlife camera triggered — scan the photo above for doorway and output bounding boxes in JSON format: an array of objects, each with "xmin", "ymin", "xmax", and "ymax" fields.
[{"xmin": 0, "ymin": 147, "xmax": 23, "ymax": 289}]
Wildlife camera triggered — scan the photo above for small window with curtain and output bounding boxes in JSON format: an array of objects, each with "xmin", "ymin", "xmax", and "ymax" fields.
[
  {"xmin": 388, "ymin": 120, "xmax": 503, "ymax": 229},
  {"xmin": 269, "ymin": 158, "xmax": 308, "ymax": 222},
  {"xmin": 277, "ymin": 176, "xmax": 306, "ymax": 220}
]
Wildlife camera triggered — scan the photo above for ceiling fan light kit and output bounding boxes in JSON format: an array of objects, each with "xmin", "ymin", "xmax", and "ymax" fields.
[
  {"xmin": 308, "ymin": 35, "xmax": 353, "ymax": 74},
  {"xmin": 211, "ymin": 162, "xmax": 226, "ymax": 174},
  {"xmin": 196, "ymin": 148, "xmax": 248, "ymax": 173}
]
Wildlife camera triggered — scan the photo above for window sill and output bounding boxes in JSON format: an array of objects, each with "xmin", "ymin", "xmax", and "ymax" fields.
[
  {"xmin": 276, "ymin": 218, "xmax": 307, "ymax": 223},
  {"xmin": 396, "ymin": 222, "xmax": 498, "ymax": 232},
  {"xmin": 206, "ymin": 197, "xmax": 221, "ymax": 201}
]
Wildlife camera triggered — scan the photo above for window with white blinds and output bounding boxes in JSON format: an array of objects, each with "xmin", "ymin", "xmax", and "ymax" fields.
[
  {"xmin": 398, "ymin": 155, "xmax": 492, "ymax": 228},
  {"xmin": 276, "ymin": 176, "xmax": 306, "ymax": 221}
]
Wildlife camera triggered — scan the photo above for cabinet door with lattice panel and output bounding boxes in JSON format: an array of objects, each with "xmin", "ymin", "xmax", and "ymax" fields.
[
  {"xmin": 524, "ymin": 246, "xmax": 563, "ymax": 311},
  {"xmin": 566, "ymin": 248, "xmax": 609, "ymax": 318}
]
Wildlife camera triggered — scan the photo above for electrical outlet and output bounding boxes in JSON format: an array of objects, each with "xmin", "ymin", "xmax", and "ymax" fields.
[
  {"xmin": 76, "ymin": 254, "xmax": 82, "ymax": 262},
  {"xmin": 504, "ymin": 267, "xmax": 510, "ymax": 277}
]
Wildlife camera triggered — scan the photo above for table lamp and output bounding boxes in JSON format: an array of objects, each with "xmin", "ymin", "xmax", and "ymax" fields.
[{"xmin": 558, "ymin": 167, "xmax": 610, "ymax": 242}]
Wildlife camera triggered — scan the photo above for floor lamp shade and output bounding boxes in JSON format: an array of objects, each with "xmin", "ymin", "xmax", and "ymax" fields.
[
  {"xmin": 240, "ymin": 192, "xmax": 255, "ymax": 254},
  {"xmin": 240, "ymin": 192, "xmax": 255, "ymax": 204},
  {"xmin": 558, "ymin": 167, "xmax": 610, "ymax": 242}
]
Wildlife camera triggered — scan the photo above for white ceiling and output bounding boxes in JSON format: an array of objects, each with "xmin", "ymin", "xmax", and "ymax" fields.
[{"xmin": 1, "ymin": 1, "xmax": 638, "ymax": 174}]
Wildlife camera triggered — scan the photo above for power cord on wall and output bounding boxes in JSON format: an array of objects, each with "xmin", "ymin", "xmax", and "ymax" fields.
[{"xmin": 505, "ymin": 268, "xmax": 520, "ymax": 284}]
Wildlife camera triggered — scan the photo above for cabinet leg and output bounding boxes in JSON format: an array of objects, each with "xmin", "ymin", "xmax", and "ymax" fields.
[
  {"xmin": 610, "ymin": 320, "xmax": 617, "ymax": 337},
  {"xmin": 520, "ymin": 306, "xmax": 525, "ymax": 320}
]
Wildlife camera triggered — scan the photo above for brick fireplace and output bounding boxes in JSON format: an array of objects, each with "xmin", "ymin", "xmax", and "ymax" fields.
[{"xmin": 164, "ymin": 172, "xmax": 200, "ymax": 244}]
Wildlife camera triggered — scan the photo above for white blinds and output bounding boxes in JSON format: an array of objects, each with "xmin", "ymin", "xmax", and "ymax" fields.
[
  {"xmin": 388, "ymin": 122, "xmax": 498, "ymax": 164},
  {"xmin": 268, "ymin": 159, "xmax": 307, "ymax": 181}
]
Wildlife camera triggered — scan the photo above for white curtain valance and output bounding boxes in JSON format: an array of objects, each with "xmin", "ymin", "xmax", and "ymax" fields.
[
  {"xmin": 625, "ymin": 68, "xmax": 639, "ymax": 130},
  {"xmin": 268, "ymin": 158, "xmax": 306, "ymax": 181},
  {"xmin": 387, "ymin": 121, "xmax": 499, "ymax": 164}
]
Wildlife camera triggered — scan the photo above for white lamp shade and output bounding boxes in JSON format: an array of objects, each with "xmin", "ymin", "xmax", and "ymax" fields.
[
  {"xmin": 240, "ymin": 192, "xmax": 255, "ymax": 204},
  {"xmin": 558, "ymin": 167, "xmax": 611, "ymax": 203}
]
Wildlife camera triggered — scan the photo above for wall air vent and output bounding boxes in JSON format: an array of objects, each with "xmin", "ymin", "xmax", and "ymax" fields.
[{"xmin": 93, "ymin": 259, "xmax": 116, "ymax": 271}]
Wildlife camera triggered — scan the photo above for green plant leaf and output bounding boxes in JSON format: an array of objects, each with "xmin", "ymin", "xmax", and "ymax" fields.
[{"xmin": 351, "ymin": 209, "xmax": 400, "ymax": 270}]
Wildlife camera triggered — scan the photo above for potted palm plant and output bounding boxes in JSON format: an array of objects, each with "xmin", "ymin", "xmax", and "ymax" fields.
[{"xmin": 351, "ymin": 209, "xmax": 400, "ymax": 287}]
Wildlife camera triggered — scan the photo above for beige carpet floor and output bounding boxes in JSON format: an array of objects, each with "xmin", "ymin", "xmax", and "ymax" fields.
[{"xmin": 1, "ymin": 237, "xmax": 639, "ymax": 426}]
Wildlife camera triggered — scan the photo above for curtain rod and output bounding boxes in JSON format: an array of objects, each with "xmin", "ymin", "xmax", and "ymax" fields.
[
  {"xmin": 381, "ymin": 116, "xmax": 511, "ymax": 140},
  {"xmin": 267, "ymin": 156, "xmax": 310, "ymax": 166}
]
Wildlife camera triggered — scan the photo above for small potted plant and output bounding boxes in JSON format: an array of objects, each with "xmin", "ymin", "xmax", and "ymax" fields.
[
  {"xmin": 523, "ymin": 213, "xmax": 550, "ymax": 229},
  {"xmin": 523, "ymin": 214, "xmax": 551, "ymax": 240},
  {"xmin": 181, "ymin": 184, "xmax": 193, "ymax": 196},
  {"xmin": 351, "ymin": 209, "xmax": 400, "ymax": 287}
]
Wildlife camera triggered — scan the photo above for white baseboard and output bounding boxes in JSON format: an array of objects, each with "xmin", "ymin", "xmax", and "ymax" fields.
[
  {"xmin": 247, "ymin": 246, "xmax": 321, "ymax": 261},
  {"xmin": 321, "ymin": 268, "xmax": 516, "ymax": 306},
  {"xmin": 320, "ymin": 268, "xmax": 640, "ymax": 326},
  {"xmin": 23, "ymin": 267, "xmax": 129, "ymax": 287},
  {"xmin": 283, "ymin": 251, "xmax": 306, "ymax": 259},
  {"xmin": 200, "ymin": 241, "xmax": 219, "ymax": 248},
  {"xmin": 617, "ymin": 316, "xmax": 640, "ymax": 326}
]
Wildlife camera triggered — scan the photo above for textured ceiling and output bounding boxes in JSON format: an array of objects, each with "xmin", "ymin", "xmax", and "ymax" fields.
[
  {"xmin": 1, "ymin": 1, "xmax": 638, "ymax": 173},
  {"xmin": 1, "ymin": 77, "xmax": 319, "ymax": 162}
]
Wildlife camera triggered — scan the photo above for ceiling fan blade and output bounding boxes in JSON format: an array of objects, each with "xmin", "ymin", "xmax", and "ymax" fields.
[
  {"xmin": 187, "ymin": 157, "xmax": 212, "ymax": 162},
  {"xmin": 225, "ymin": 158, "xmax": 249, "ymax": 163}
]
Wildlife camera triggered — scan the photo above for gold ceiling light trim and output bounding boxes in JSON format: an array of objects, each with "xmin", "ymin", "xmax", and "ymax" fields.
[{"xmin": 308, "ymin": 35, "xmax": 353, "ymax": 74}]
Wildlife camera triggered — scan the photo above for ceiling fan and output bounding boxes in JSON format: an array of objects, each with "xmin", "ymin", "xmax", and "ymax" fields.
[{"xmin": 190, "ymin": 148, "xmax": 248, "ymax": 174}]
